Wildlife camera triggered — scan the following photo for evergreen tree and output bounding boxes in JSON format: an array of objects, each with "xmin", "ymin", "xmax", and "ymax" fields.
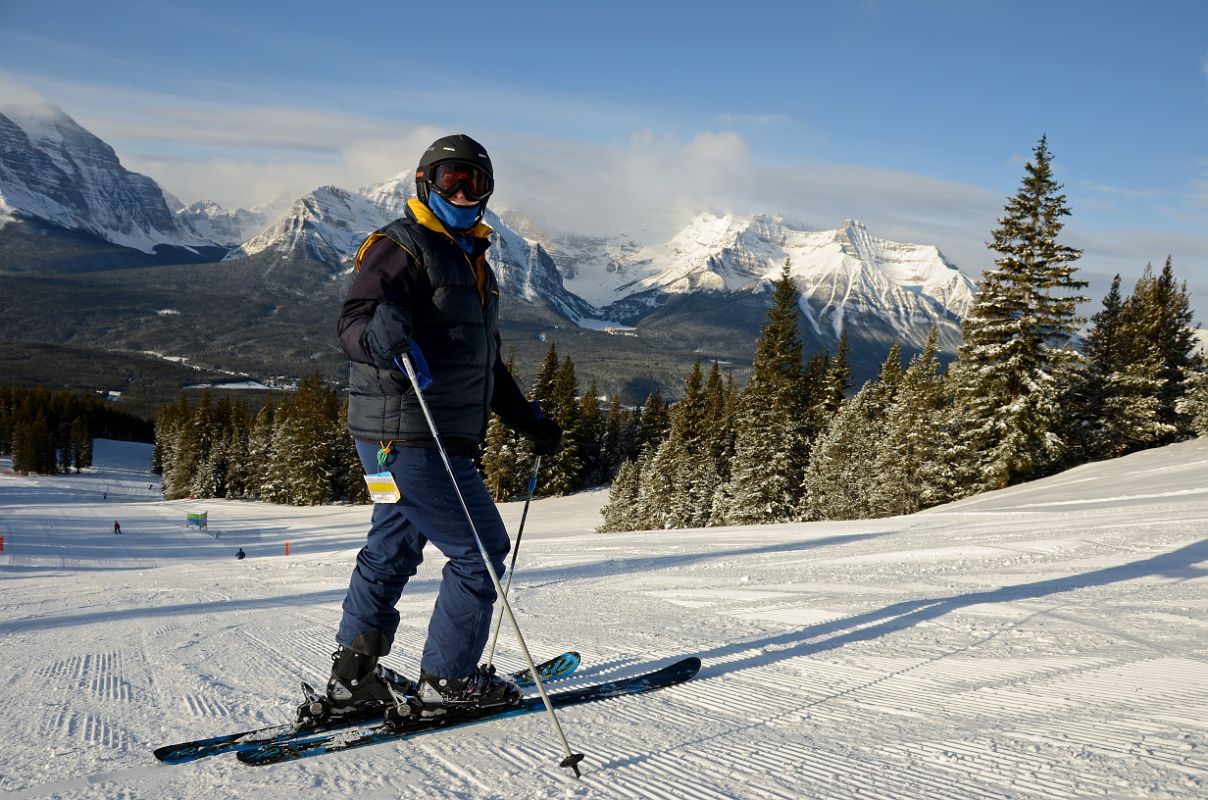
[
  {"xmin": 602, "ymin": 395, "xmax": 624, "ymax": 479},
  {"xmin": 719, "ymin": 260, "xmax": 809, "ymax": 524},
  {"xmin": 481, "ymin": 356, "xmax": 518, "ymax": 500},
  {"xmin": 951, "ymin": 135, "xmax": 1087, "ymax": 491},
  {"xmin": 68, "ymin": 415, "xmax": 91, "ymax": 472},
  {"xmin": 635, "ymin": 359, "xmax": 719, "ymax": 528},
  {"xmin": 482, "ymin": 410, "xmax": 521, "ymax": 500},
  {"xmin": 1078, "ymin": 274, "xmax": 1170, "ymax": 458},
  {"xmin": 635, "ymin": 434, "xmax": 682, "ymax": 529},
  {"xmin": 873, "ymin": 330, "xmax": 953, "ymax": 514},
  {"xmin": 1120, "ymin": 257, "xmax": 1197, "ymax": 438},
  {"xmin": 801, "ymin": 344, "xmax": 901, "ymax": 520},
  {"xmin": 336, "ymin": 398, "xmax": 370, "ymax": 504},
  {"xmin": 1177, "ymin": 368, "xmax": 1208, "ymax": 436},
  {"xmin": 532, "ymin": 342, "xmax": 560, "ymax": 407},
  {"xmin": 542, "ymin": 356, "xmax": 582, "ymax": 495},
  {"xmin": 634, "ymin": 391, "xmax": 671, "ymax": 456},
  {"xmin": 282, "ymin": 373, "xmax": 338, "ymax": 505},
  {"xmin": 245, "ymin": 400, "xmax": 275, "ymax": 500},
  {"xmin": 598, "ymin": 458, "xmax": 644, "ymax": 532},
  {"xmin": 223, "ymin": 418, "xmax": 251, "ymax": 499},
  {"xmin": 800, "ymin": 383, "xmax": 883, "ymax": 520},
  {"xmin": 577, "ymin": 381, "xmax": 607, "ymax": 488}
]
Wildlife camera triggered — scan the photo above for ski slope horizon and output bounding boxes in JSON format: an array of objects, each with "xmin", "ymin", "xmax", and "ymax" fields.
[{"xmin": 0, "ymin": 439, "xmax": 1205, "ymax": 798}]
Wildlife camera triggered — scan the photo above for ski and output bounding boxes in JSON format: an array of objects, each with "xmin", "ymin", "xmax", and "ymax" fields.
[
  {"xmin": 153, "ymin": 651, "xmax": 581, "ymax": 765},
  {"xmin": 236, "ymin": 656, "xmax": 701, "ymax": 768}
]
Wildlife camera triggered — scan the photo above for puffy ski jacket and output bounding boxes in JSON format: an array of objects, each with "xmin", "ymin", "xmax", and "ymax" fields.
[{"xmin": 338, "ymin": 198, "xmax": 533, "ymax": 449}]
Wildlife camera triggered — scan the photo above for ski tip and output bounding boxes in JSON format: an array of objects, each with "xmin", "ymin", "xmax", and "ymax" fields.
[{"xmin": 669, "ymin": 656, "xmax": 702, "ymax": 683}]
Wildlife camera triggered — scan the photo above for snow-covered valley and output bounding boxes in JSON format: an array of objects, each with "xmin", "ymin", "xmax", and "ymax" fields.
[{"xmin": 0, "ymin": 439, "xmax": 1205, "ymax": 799}]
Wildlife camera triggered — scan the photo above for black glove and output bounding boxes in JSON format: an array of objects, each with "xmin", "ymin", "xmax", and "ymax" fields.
[
  {"xmin": 362, "ymin": 303, "xmax": 411, "ymax": 369},
  {"xmin": 527, "ymin": 403, "xmax": 562, "ymax": 456}
]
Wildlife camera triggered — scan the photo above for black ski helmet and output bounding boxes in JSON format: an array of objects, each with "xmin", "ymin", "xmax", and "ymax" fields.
[{"xmin": 415, "ymin": 134, "xmax": 494, "ymax": 208}]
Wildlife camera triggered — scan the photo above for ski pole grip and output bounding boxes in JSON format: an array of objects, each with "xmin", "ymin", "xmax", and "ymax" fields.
[{"xmin": 395, "ymin": 340, "xmax": 432, "ymax": 390}]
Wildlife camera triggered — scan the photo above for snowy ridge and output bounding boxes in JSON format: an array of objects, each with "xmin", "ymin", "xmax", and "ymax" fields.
[
  {"xmin": 175, "ymin": 201, "xmax": 272, "ymax": 248},
  {"xmin": 223, "ymin": 185, "xmax": 399, "ymax": 267},
  {"xmin": 1, "ymin": 439, "xmax": 1205, "ymax": 798},
  {"xmin": 0, "ymin": 102, "xmax": 979, "ymax": 342},
  {"xmin": 0, "ymin": 103, "xmax": 207, "ymax": 252},
  {"xmin": 572, "ymin": 213, "xmax": 976, "ymax": 345}
]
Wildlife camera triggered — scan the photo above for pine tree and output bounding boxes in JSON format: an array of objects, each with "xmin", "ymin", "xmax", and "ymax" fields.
[
  {"xmin": 635, "ymin": 359, "xmax": 718, "ymax": 528},
  {"xmin": 532, "ymin": 342, "xmax": 560, "ymax": 407},
  {"xmin": 223, "ymin": 418, "xmax": 251, "ymax": 499},
  {"xmin": 542, "ymin": 356, "xmax": 582, "ymax": 495},
  {"xmin": 598, "ymin": 458, "xmax": 644, "ymax": 532},
  {"xmin": 282, "ymin": 373, "xmax": 338, "ymax": 505},
  {"xmin": 634, "ymin": 391, "xmax": 670, "ymax": 456},
  {"xmin": 1121, "ymin": 257, "xmax": 1197, "ymax": 438},
  {"xmin": 1077, "ymin": 274, "xmax": 1168, "ymax": 458},
  {"xmin": 602, "ymin": 395, "xmax": 624, "ymax": 479},
  {"xmin": 336, "ymin": 398, "xmax": 370, "ymax": 503},
  {"xmin": 719, "ymin": 260, "xmax": 809, "ymax": 524},
  {"xmin": 873, "ymin": 330, "xmax": 952, "ymax": 514},
  {"xmin": 68, "ymin": 415, "xmax": 90, "ymax": 472},
  {"xmin": 578, "ymin": 381, "xmax": 606, "ymax": 488},
  {"xmin": 800, "ymin": 383, "xmax": 883, "ymax": 521},
  {"xmin": 245, "ymin": 400, "xmax": 275, "ymax": 500},
  {"xmin": 801, "ymin": 344, "xmax": 901, "ymax": 520},
  {"xmin": 951, "ymin": 135, "xmax": 1087, "ymax": 491},
  {"xmin": 1177, "ymin": 369, "xmax": 1208, "ymax": 436},
  {"xmin": 482, "ymin": 410, "xmax": 522, "ymax": 500}
]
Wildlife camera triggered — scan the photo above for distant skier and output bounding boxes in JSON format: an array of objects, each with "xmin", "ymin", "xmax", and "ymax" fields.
[
  {"xmin": 103, "ymin": 491, "xmax": 107, "ymax": 500},
  {"xmin": 113, "ymin": 520, "xmax": 121, "ymax": 535},
  {"xmin": 322, "ymin": 134, "xmax": 561, "ymax": 718},
  {"xmin": 236, "ymin": 548, "xmax": 246, "ymax": 561}
]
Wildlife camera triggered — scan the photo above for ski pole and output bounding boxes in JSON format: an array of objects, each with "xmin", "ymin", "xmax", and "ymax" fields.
[
  {"xmin": 485, "ymin": 454, "xmax": 542, "ymax": 668},
  {"xmin": 397, "ymin": 354, "xmax": 585, "ymax": 778}
]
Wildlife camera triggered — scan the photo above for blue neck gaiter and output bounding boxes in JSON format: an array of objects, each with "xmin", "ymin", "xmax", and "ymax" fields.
[{"xmin": 426, "ymin": 192, "xmax": 482, "ymax": 252}]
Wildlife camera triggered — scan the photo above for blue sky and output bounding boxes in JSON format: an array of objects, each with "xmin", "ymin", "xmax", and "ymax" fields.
[{"xmin": 1, "ymin": 0, "xmax": 1206, "ymax": 308}]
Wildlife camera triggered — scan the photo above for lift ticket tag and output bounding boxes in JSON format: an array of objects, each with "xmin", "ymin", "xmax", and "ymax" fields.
[{"xmin": 364, "ymin": 471, "xmax": 401, "ymax": 504}]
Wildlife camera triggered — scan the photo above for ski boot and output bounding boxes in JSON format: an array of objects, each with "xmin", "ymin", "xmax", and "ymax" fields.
[
  {"xmin": 297, "ymin": 639, "xmax": 412, "ymax": 725},
  {"xmin": 387, "ymin": 663, "xmax": 522, "ymax": 726}
]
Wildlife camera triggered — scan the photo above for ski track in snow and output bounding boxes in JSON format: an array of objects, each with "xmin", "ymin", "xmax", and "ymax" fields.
[{"xmin": 0, "ymin": 439, "xmax": 1206, "ymax": 798}]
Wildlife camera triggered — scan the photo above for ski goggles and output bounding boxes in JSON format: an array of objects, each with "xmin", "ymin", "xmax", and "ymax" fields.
[{"xmin": 422, "ymin": 161, "xmax": 494, "ymax": 203}]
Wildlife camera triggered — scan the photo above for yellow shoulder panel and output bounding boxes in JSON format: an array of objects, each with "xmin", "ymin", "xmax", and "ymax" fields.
[{"xmin": 355, "ymin": 232, "xmax": 419, "ymax": 272}]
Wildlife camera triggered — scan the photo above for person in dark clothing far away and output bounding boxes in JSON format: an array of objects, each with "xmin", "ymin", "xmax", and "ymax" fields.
[
  {"xmin": 113, "ymin": 521, "xmax": 121, "ymax": 534},
  {"xmin": 322, "ymin": 134, "xmax": 562, "ymax": 717},
  {"xmin": 236, "ymin": 548, "xmax": 246, "ymax": 561}
]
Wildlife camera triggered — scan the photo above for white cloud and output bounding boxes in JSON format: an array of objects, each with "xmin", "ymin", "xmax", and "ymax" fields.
[{"xmin": 0, "ymin": 75, "xmax": 49, "ymax": 106}]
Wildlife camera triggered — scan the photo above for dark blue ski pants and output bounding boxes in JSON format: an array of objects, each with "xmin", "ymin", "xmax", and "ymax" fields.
[{"xmin": 337, "ymin": 440, "xmax": 510, "ymax": 678}]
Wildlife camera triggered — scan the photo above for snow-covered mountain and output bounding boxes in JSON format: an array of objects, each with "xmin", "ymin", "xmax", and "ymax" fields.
[
  {"xmin": 563, "ymin": 213, "xmax": 976, "ymax": 350},
  {"xmin": 176, "ymin": 200, "xmax": 272, "ymax": 248},
  {"xmin": 227, "ymin": 172, "xmax": 595, "ymax": 318},
  {"xmin": 222, "ymin": 183, "xmax": 402, "ymax": 266},
  {"xmin": 0, "ymin": 101, "xmax": 978, "ymax": 348},
  {"xmin": 0, "ymin": 102, "xmax": 210, "ymax": 252}
]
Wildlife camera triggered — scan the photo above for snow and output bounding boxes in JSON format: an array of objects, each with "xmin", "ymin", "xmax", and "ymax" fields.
[{"xmin": 1, "ymin": 439, "xmax": 1206, "ymax": 798}]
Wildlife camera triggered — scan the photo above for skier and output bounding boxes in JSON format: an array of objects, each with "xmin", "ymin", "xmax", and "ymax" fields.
[
  {"xmin": 113, "ymin": 520, "xmax": 121, "ymax": 535},
  {"xmin": 236, "ymin": 548, "xmax": 246, "ymax": 561},
  {"xmin": 325, "ymin": 134, "xmax": 561, "ymax": 717}
]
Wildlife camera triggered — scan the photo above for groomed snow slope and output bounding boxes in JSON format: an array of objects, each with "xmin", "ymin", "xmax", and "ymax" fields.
[{"xmin": 0, "ymin": 439, "xmax": 1205, "ymax": 799}]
